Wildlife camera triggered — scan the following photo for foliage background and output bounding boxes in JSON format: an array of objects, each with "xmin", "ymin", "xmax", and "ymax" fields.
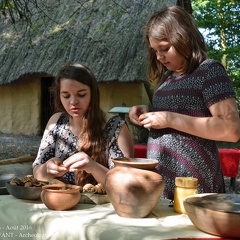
[{"xmin": 192, "ymin": 0, "xmax": 240, "ymax": 108}]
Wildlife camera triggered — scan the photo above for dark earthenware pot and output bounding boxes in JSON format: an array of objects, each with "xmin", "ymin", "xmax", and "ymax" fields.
[{"xmin": 5, "ymin": 181, "xmax": 42, "ymax": 200}]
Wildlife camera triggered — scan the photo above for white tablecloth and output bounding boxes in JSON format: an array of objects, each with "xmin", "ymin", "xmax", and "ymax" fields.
[{"xmin": 0, "ymin": 195, "xmax": 221, "ymax": 240}]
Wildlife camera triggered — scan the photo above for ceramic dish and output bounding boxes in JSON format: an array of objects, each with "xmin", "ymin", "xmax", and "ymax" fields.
[
  {"xmin": 5, "ymin": 181, "xmax": 43, "ymax": 200},
  {"xmin": 41, "ymin": 184, "xmax": 81, "ymax": 210},
  {"xmin": 184, "ymin": 193, "xmax": 240, "ymax": 238}
]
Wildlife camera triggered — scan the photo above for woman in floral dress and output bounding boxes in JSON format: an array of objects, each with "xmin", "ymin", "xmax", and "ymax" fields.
[{"xmin": 33, "ymin": 63, "xmax": 134, "ymax": 186}]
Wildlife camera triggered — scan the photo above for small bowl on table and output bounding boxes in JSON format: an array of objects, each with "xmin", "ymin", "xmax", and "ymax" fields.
[
  {"xmin": 5, "ymin": 181, "xmax": 43, "ymax": 200},
  {"xmin": 5, "ymin": 176, "xmax": 48, "ymax": 200},
  {"xmin": 41, "ymin": 184, "xmax": 81, "ymax": 210},
  {"xmin": 183, "ymin": 193, "xmax": 240, "ymax": 238}
]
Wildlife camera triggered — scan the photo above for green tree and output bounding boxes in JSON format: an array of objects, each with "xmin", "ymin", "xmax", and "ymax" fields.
[{"xmin": 192, "ymin": 0, "xmax": 240, "ymax": 106}]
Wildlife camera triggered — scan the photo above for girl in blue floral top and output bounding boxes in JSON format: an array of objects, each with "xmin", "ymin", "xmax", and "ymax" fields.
[{"xmin": 33, "ymin": 64, "xmax": 134, "ymax": 186}]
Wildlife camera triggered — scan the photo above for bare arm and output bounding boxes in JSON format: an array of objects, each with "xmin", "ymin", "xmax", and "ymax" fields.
[
  {"xmin": 117, "ymin": 123, "xmax": 134, "ymax": 157},
  {"xmin": 139, "ymin": 98, "xmax": 240, "ymax": 142},
  {"xmin": 33, "ymin": 113, "xmax": 68, "ymax": 181}
]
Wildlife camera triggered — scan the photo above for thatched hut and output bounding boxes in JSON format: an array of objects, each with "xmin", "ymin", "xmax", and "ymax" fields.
[{"xmin": 0, "ymin": 0, "xmax": 176, "ymax": 136}]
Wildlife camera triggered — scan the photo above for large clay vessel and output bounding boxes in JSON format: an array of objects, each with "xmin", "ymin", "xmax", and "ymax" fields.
[{"xmin": 105, "ymin": 158, "xmax": 164, "ymax": 218}]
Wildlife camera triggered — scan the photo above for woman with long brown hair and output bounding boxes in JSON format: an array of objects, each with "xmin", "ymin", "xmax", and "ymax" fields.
[{"xmin": 33, "ymin": 63, "xmax": 134, "ymax": 186}]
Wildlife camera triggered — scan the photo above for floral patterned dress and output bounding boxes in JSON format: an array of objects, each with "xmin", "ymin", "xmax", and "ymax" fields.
[
  {"xmin": 32, "ymin": 113, "xmax": 125, "ymax": 184},
  {"xmin": 147, "ymin": 59, "xmax": 236, "ymax": 200}
]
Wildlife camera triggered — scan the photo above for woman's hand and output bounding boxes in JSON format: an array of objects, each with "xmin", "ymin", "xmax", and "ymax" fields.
[
  {"xmin": 63, "ymin": 152, "xmax": 108, "ymax": 185},
  {"xmin": 136, "ymin": 98, "xmax": 240, "ymax": 142},
  {"xmin": 129, "ymin": 105, "xmax": 149, "ymax": 125},
  {"xmin": 33, "ymin": 157, "xmax": 69, "ymax": 181},
  {"xmin": 138, "ymin": 111, "xmax": 169, "ymax": 129},
  {"xmin": 63, "ymin": 152, "xmax": 94, "ymax": 173},
  {"xmin": 45, "ymin": 157, "xmax": 69, "ymax": 177}
]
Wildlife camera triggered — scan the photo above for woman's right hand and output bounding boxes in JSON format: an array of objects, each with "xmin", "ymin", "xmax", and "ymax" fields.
[
  {"xmin": 129, "ymin": 105, "xmax": 149, "ymax": 125},
  {"xmin": 45, "ymin": 157, "xmax": 69, "ymax": 177}
]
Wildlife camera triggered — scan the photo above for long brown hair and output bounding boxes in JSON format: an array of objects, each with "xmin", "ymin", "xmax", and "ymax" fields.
[
  {"xmin": 145, "ymin": 5, "xmax": 207, "ymax": 84},
  {"xmin": 53, "ymin": 63, "xmax": 106, "ymax": 186}
]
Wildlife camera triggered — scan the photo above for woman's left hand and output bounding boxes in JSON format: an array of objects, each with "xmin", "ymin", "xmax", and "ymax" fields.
[
  {"xmin": 63, "ymin": 152, "xmax": 94, "ymax": 173},
  {"xmin": 138, "ymin": 111, "xmax": 169, "ymax": 129}
]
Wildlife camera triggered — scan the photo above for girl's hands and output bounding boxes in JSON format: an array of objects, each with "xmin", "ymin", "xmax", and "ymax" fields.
[
  {"xmin": 63, "ymin": 152, "xmax": 94, "ymax": 173},
  {"xmin": 38, "ymin": 152, "xmax": 107, "ymax": 185},
  {"xmin": 46, "ymin": 157, "xmax": 69, "ymax": 177}
]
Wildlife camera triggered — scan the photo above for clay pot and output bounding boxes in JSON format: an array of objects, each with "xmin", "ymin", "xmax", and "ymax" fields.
[
  {"xmin": 105, "ymin": 158, "xmax": 164, "ymax": 218},
  {"xmin": 184, "ymin": 193, "xmax": 240, "ymax": 238},
  {"xmin": 41, "ymin": 184, "xmax": 81, "ymax": 210},
  {"xmin": 6, "ymin": 181, "xmax": 43, "ymax": 200}
]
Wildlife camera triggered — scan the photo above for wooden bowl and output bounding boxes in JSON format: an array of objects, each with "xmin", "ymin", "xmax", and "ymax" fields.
[
  {"xmin": 5, "ymin": 181, "xmax": 42, "ymax": 200},
  {"xmin": 41, "ymin": 184, "xmax": 81, "ymax": 210},
  {"xmin": 184, "ymin": 193, "xmax": 240, "ymax": 238}
]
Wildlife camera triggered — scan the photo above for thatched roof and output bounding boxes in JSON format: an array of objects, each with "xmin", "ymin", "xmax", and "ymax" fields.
[{"xmin": 0, "ymin": 0, "xmax": 176, "ymax": 85}]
